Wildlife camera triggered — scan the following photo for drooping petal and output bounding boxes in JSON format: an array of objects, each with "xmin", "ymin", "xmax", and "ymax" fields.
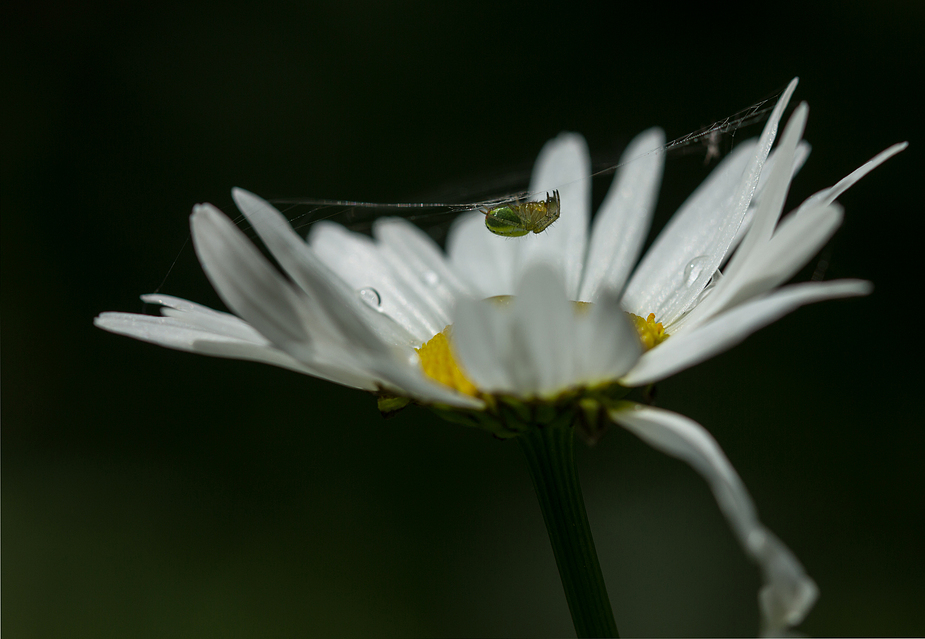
[
  {"xmin": 611, "ymin": 404, "xmax": 818, "ymax": 634},
  {"xmin": 624, "ymin": 78, "xmax": 799, "ymax": 325},
  {"xmin": 623, "ymin": 279, "xmax": 872, "ymax": 386},
  {"xmin": 518, "ymin": 133, "xmax": 592, "ymax": 299},
  {"xmin": 579, "ymin": 127, "xmax": 666, "ymax": 302}
]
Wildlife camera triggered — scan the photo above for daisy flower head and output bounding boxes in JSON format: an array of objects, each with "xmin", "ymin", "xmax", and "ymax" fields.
[{"xmin": 95, "ymin": 77, "xmax": 905, "ymax": 634}]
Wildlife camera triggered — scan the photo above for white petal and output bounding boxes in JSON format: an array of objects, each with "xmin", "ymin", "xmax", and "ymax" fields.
[
  {"xmin": 611, "ymin": 404, "xmax": 818, "ymax": 633},
  {"xmin": 373, "ymin": 216, "xmax": 473, "ymax": 316},
  {"xmin": 294, "ymin": 224, "xmax": 482, "ymax": 407},
  {"xmin": 94, "ymin": 311, "xmax": 375, "ymax": 388},
  {"xmin": 625, "ymin": 78, "xmax": 799, "ymax": 325},
  {"xmin": 573, "ymin": 291, "xmax": 642, "ymax": 383},
  {"xmin": 141, "ymin": 293, "xmax": 269, "ymax": 343},
  {"xmin": 193, "ymin": 201, "xmax": 456, "ymax": 404},
  {"xmin": 309, "ymin": 221, "xmax": 444, "ymax": 342},
  {"xmin": 230, "ymin": 188, "xmax": 416, "ymax": 349},
  {"xmin": 95, "ymin": 311, "xmax": 265, "ymax": 349},
  {"xmin": 622, "ymin": 139, "xmax": 757, "ymax": 316},
  {"xmin": 452, "ymin": 294, "xmax": 514, "ymax": 392},
  {"xmin": 455, "ymin": 267, "xmax": 576, "ymax": 397},
  {"xmin": 518, "ymin": 132, "xmax": 592, "ymax": 299},
  {"xmin": 683, "ymin": 204, "xmax": 843, "ymax": 329},
  {"xmin": 511, "ymin": 265, "xmax": 576, "ymax": 394},
  {"xmin": 378, "ymin": 359, "xmax": 485, "ymax": 408},
  {"xmin": 722, "ymin": 103, "xmax": 809, "ymax": 285},
  {"xmin": 729, "ymin": 141, "xmax": 812, "ymax": 260},
  {"xmin": 446, "ymin": 211, "xmax": 518, "ymax": 298},
  {"xmin": 677, "ymin": 106, "xmax": 814, "ymax": 330},
  {"xmin": 193, "ymin": 339, "xmax": 377, "ymax": 389},
  {"xmin": 796, "ymin": 142, "xmax": 908, "ymax": 212},
  {"xmin": 579, "ymin": 128, "xmax": 666, "ymax": 302},
  {"xmin": 623, "ymin": 279, "xmax": 871, "ymax": 386},
  {"xmin": 191, "ymin": 204, "xmax": 315, "ymax": 363},
  {"xmin": 143, "ymin": 295, "xmax": 379, "ymax": 388}
]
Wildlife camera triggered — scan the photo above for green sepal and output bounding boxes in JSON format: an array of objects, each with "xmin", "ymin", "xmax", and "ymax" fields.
[
  {"xmin": 377, "ymin": 395, "xmax": 412, "ymax": 418},
  {"xmin": 429, "ymin": 405, "xmax": 521, "ymax": 439},
  {"xmin": 574, "ymin": 383, "xmax": 631, "ymax": 445}
]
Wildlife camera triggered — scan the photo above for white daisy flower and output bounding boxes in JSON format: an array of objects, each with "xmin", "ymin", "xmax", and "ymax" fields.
[{"xmin": 95, "ymin": 77, "xmax": 904, "ymax": 634}]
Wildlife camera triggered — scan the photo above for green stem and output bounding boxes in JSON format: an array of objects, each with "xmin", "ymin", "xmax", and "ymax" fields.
[{"xmin": 518, "ymin": 418, "xmax": 618, "ymax": 638}]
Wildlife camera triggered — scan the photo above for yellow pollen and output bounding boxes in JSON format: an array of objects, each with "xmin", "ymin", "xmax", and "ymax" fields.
[
  {"xmin": 415, "ymin": 328, "xmax": 479, "ymax": 397},
  {"xmin": 628, "ymin": 312, "xmax": 669, "ymax": 350}
]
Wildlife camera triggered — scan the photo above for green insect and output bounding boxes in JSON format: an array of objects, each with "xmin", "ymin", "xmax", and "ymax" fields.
[{"xmin": 482, "ymin": 190, "xmax": 560, "ymax": 237}]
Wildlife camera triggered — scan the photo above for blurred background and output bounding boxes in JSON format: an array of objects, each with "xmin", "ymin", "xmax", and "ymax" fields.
[{"xmin": 3, "ymin": 1, "xmax": 922, "ymax": 636}]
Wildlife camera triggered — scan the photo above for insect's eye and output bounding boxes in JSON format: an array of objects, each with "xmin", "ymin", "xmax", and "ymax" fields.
[{"xmin": 484, "ymin": 206, "xmax": 529, "ymax": 237}]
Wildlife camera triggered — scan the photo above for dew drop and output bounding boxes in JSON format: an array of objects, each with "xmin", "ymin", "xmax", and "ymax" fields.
[
  {"xmin": 358, "ymin": 287, "xmax": 382, "ymax": 309},
  {"xmin": 683, "ymin": 256, "xmax": 711, "ymax": 287},
  {"xmin": 421, "ymin": 271, "xmax": 440, "ymax": 287}
]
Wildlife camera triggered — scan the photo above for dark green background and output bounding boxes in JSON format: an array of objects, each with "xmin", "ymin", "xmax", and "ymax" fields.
[{"xmin": 3, "ymin": 2, "xmax": 922, "ymax": 636}]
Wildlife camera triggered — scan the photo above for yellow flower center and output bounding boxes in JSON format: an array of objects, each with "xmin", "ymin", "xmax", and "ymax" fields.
[
  {"xmin": 627, "ymin": 312, "xmax": 669, "ymax": 350},
  {"xmin": 415, "ymin": 328, "xmax": 480, "ymax": 397},
  {"xmin": 415, "ymin": 308, "xmax": 669, "ymax": 395}
]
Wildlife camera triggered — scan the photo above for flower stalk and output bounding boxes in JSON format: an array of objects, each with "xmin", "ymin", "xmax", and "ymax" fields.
[{"xmin": 517, "ymin": 414, "xmax": 618, "ymax": 638}]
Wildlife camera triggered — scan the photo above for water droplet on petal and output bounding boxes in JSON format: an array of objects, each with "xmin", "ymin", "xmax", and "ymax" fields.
[
  {"xmin": 683, "ymin": 256, "xmax": 711, "ymax": 287},
  {"xmin": 358, "ymin": 287, "xmax": 382, "ymax": 309},
  {"xmin": 422, "ymin": 271, "xmax": 440, "ymax": 287}
]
